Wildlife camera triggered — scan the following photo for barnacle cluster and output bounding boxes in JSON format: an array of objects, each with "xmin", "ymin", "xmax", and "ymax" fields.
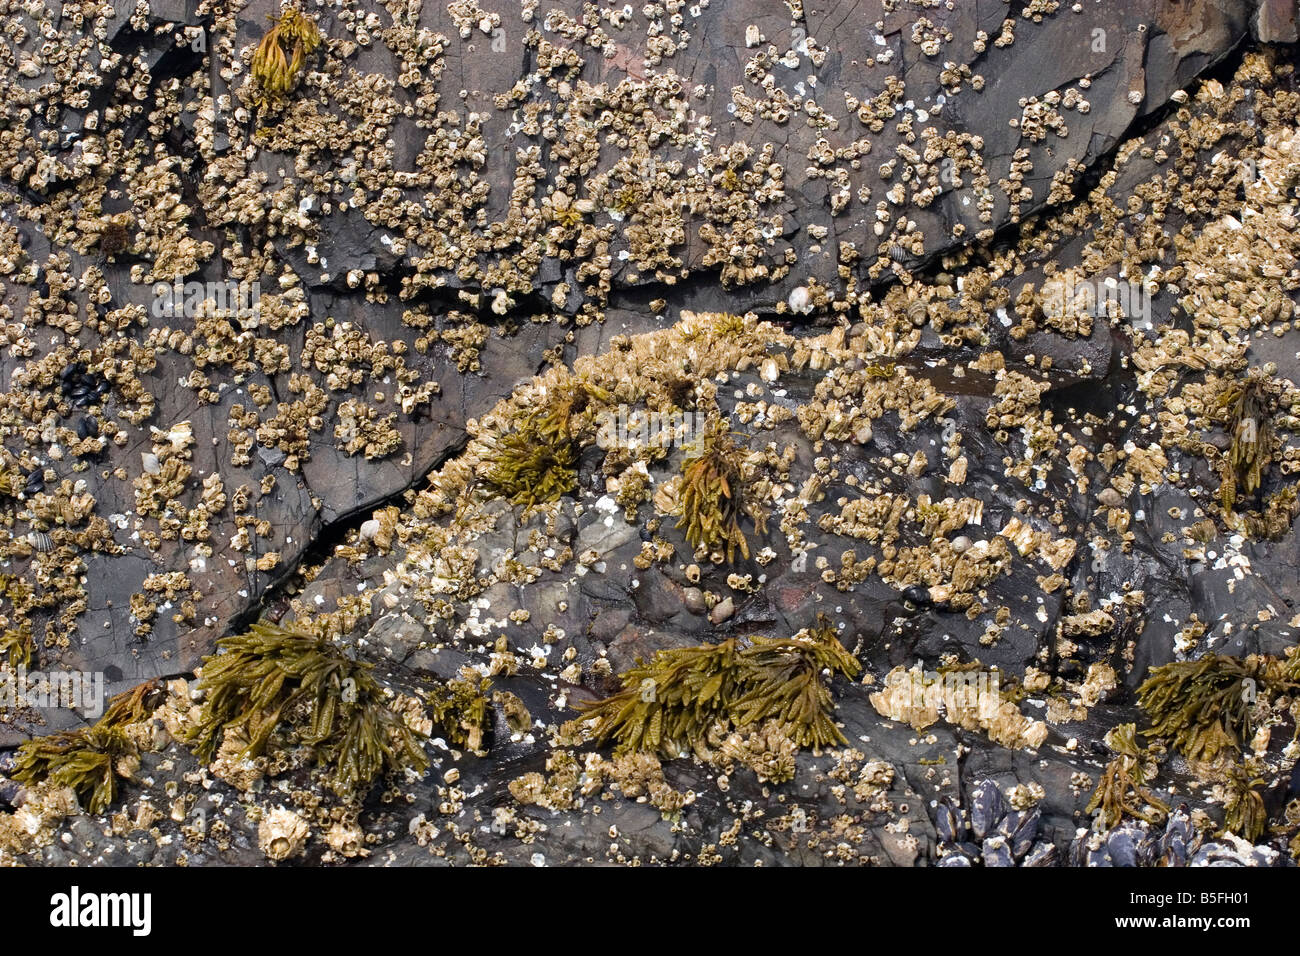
[
  {"xmin": 575, "ymin": 617, "xmax": 859, "ymax": 760},
  {"xmin": 189, "ymin": 622, "xmax": 428, "ymax": 793},
  {"xmin": 10, "ymin": 681, "xmax": 161, "ymax": 815}
]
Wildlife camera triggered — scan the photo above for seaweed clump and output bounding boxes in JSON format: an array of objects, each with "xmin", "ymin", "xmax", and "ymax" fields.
[
  {"xmin": 427, "ymin": 667, "xmax": 493, "ymax": 753},
  {"xmin": 483, "ymin": 376, "xmax": 610, "ymax": 510},
  {"xmin": 1222, "ymin": 761, "xmax": 1268, "ymax": 843},
  {"xmin": 189, "ymin": 622, "xmax": 428, "ymax": 792},
  {"xmin": 250, "ymin": 8, "xmax": 321, "ymax": 108},
  {"xmin": 0, "ymin": 573, "xmax": 37, "ymax": 668},
  {"xmin": 576, "ymin": 617, "xmax": 859, "ymax": 760},
  {"xmin": 0, "ymin": 626, "xmax": 32, "ymax": 668},
  {"xmin": 675, "ymin": 418, "xmax": 766, "ymax": 562},
  {"xmin": 10, "ymin": 680, "xmax": 161, "ymax": 814},
  {"xmin": 1137, "ymin": 653, "xmax": 1297, "ymax": 764},
  {"xmin": 1135, "ymin": 653, "xmax": 1300, "ymax": 841},
  {"xmin": 1085, "ymin": 723, "xmax": 1170, "ymax": 828},
  {"xmin": 1215, "ymin": 372, "xmax": 1276, "ymax": 515}
]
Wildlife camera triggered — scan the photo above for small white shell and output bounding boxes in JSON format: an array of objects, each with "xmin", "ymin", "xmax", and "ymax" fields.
[{"xmin": 787, "ymin": 286, "xmax": 813, "ymax": 315}]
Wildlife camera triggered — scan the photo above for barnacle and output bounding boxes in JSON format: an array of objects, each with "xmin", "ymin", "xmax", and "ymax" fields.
[
  {"xmin": 1085, "ymin": 723, "xmax": 1169, "ymax": 828},
  {"xmin": 94, "ymin": 213, "xmax": 135, "ymax": 258},
  {"xmin": 188, "ymin": 622, "xmax": 428, "ymax": 792},
  {"xmin": 1137, "ymin": 654, "xmax": 1298, "ymax": 763},
  {"xmin": 483, "ymin": 376, "xmax": 611, "ymax": 509},
  {"xmin": 1215, "ymin": 372, "xmax": 1276, "ymax": 514},
  {"xmin": 250, "ymin": 8, "xmax": 322, "ymax": 108},
  {"xmin": 576, "ymin": 616, "xmax": 859, "ymax": 760},
  {"xmin": 10, "ymin": 680, "xmax": 162, "ymax": 815},
  {"xmin": 674, "ymin": 418, "xmax": 767, "ymax": 562},
  {"xmin": 1243, "ymin": 485, "xmax": 1300, "ymax": 541}
]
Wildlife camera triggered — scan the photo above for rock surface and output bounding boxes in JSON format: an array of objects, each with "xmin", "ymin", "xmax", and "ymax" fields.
[{"xmin": 0, "ymin": 0, "xmax": 1298, "ymax": 867}]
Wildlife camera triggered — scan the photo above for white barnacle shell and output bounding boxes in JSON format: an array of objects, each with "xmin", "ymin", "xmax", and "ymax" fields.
[
  {"xmin": 149, "ymin": 420, "xmax": 193, "ymax": 456},
  {"xmin": 166, "ymin": 420, "xmax": 193, "ymax": 449},
  {"xmin": 787, "ymin": 285, "xmax": 813, "ymax": 314}
]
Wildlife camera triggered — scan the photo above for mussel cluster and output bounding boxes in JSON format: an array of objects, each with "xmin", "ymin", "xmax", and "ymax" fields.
[
  {"xmin": 1069, "ymin": 805, "xmax": 1284, "ymax": 867},
  {"xmin": 0, "ymin": 751, "xmax": 21, "ymax": 811},
  {"xmin": 934, "ymin": 779, "xmax": 1058, "ymax": 866},
  {"xmin": 21, "ymin": 467, "xmax": 44, "ymax": 496},
  {"xmin": 59, "ymin": 363, "xmax": 109, "ymax": 409}
]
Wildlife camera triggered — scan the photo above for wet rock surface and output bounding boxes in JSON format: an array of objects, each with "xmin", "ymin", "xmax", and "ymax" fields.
[{"xmin": 1, "ymin": 1, "xmax": 1299, "ymax": 866}]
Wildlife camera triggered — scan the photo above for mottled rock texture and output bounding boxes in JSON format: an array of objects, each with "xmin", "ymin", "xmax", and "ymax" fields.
[{"xmin": 1, "ymin": 0, "xmax": 1298, "ymax": 868}]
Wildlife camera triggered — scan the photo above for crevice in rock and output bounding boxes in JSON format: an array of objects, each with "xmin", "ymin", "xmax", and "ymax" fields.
[{"xmin": 227, "ymin": 431, "xmax": 472, "ymax": 637}]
